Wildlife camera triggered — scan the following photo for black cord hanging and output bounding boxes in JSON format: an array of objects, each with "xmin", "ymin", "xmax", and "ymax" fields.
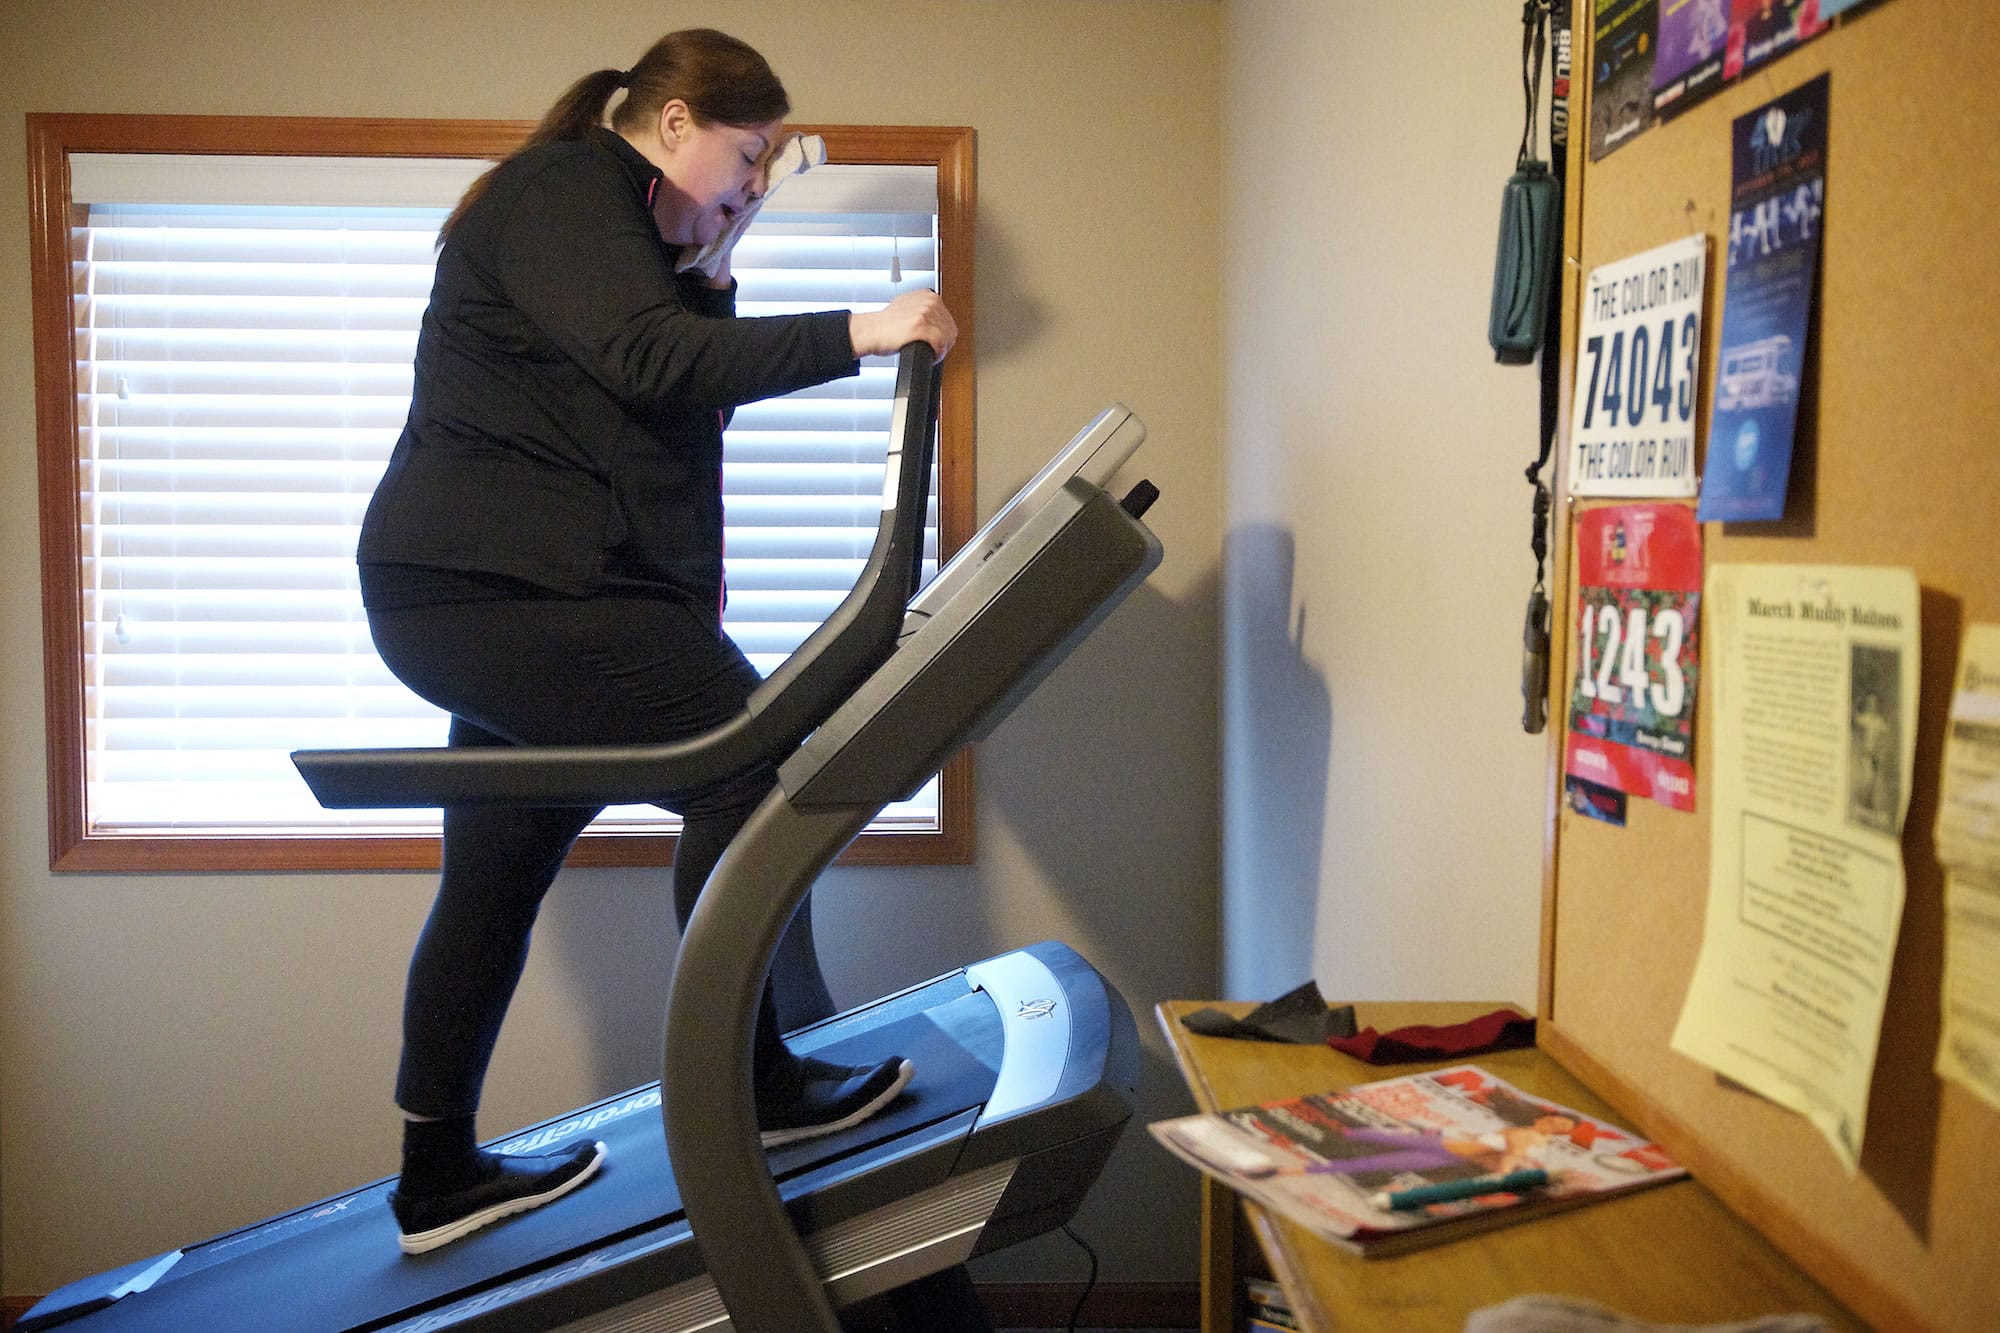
[
  {"xmin": 1518, "ymin": 0, "xmax": 1549, "ymax": 170},
  {"xmin": 1519, "ymin": 0, "xmax": 1569, "ymax": 734},
  {"xmin": 1061, "ymin": 1223, "xmax": 1100, "ymax": 1333}
]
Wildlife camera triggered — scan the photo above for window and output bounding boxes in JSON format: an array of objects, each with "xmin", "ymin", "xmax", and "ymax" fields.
[{"xmin": 30, "ymin": 114, "xmax": 974, "ymax": 872}]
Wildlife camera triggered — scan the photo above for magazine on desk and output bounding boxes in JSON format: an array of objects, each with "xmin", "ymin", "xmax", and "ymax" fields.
[{"xmin": 1149, "ymin": 1063, "xmax": 1685, "ymax": 1257}]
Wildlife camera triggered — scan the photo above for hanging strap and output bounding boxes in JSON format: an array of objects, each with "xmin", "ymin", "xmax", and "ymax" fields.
[
  {"xmin": 1520, "ymin": 0, "xmax": 1569, "ymax": 733},
  {"xmin": 1525, "ymin": 0, "xmax": 1567, "ymax": 592},
  {"xmin": 1517, "ymin": 0, "xmax": 1549, "ymax": 170}
]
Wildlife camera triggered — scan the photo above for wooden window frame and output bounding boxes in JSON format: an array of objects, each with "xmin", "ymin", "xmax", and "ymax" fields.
[{"xmin": 29, "ymin": 112, "xmax": 976, "ymax": 872}]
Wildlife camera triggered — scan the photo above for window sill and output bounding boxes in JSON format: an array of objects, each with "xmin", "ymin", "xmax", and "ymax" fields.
[{"xmin": 49, "ymin": 755, "xmax": 972, "ymax": 872}]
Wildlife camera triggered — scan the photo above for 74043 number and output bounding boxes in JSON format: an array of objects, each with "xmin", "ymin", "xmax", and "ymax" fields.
[{"xmin": 1579, "ymin": 314, "xmax": 1697, "ymax": 431}]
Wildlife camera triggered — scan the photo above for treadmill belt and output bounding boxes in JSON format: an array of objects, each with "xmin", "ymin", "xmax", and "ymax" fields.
[{"xmin": 58, "ymin": 996, "xmax": 1003, "ymax": 1333}]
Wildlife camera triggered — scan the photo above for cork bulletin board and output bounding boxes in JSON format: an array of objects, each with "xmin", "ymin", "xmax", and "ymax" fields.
[{"xmin": 1537, "ymin": 4, "xmax": 1999, "ymax": 1329}]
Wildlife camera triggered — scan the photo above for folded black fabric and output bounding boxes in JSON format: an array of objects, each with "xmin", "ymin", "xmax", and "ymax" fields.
[{"xmin": 1180, "ymin": 981, "xmax": 1358, "ymax": 1044}]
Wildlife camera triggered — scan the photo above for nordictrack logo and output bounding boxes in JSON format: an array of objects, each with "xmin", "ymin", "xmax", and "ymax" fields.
[
  {"xmin": 404, "ymin": 1249, "xmax": 623, "ymax": 1332},
  {"xmin": 497, "ymin": 1087, "xmax": 661, "ymax": 1155}
]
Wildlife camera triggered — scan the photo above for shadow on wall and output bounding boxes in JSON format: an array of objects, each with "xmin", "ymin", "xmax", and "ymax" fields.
[
  {"xmin": 1221, "ymin": 522, "xmax": 1329, "ymax": 999},
  {"xmin": 528, "ymin": 857, "xmax": 853, "ymax": 1103},
  {"xmin": 526, "ymin": 848, "xmax": 909, "ymax": 1105},
  {"xmin": 977, "ymin": 573, "xmax": 1221, "ymax": 1003},
  {"xmin": 969, "ymin": 214, "xmax": 1047, "ymax": 365},
  {"xmin": 536, "ymin": 867, "xmax": 682, "ymax": 1098}
]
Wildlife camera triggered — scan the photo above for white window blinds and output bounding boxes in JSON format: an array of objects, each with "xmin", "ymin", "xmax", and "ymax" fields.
[{"xmin": 69, "ymin": 153, "xmax": 941, "ymax": 837}]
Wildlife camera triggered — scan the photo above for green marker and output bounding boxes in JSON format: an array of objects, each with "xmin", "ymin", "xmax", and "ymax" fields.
[{"xmin": 1369, "ymin": 1167, "xmax": 1549, "ymax": 1212}]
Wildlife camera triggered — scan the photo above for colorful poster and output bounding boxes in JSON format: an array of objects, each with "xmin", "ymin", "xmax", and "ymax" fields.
[
  {"xmin": 1723, "ymin": 0, "xmax": 1832, "ymax": 83},
  {"xmin": 1697, "ymin": 73, "xmax": 1828, "ymax": 523},
  {"xmin": 1590, "ymin": 0, "xmax": 1659, "ymax": 159},
  {"xmin": 1570, "ymin": 235, "xmax": 1708, "ymax": 498},
  {"xmin": 1564, "ymin": 504, "xmax": 1702, "ymax": 812},
  {"xmin": 1672, "ymin": 564, "xmax": 1919, "ymax": 1171},
  {"xmin": 1654, "ymin": 0, "xmax": 1878, "ymax": 123},
  {"xmin": 1653, "ymin": 0, "xmax": 1731, "ymax": 120}
]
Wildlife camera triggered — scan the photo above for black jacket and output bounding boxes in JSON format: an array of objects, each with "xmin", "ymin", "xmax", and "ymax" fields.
[{"xmin": 359, "ymin": 128, "xmax": 858, "ymax": 610}]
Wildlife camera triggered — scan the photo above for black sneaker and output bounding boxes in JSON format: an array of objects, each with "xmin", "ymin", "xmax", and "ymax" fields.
[
  {"xmin": 756, "ymin": 1055, "xmax": 914, "ymax": 1148},
  {"xmin": 390, "ymin": 1139, "xmax": 606, "ymax": 1255}
]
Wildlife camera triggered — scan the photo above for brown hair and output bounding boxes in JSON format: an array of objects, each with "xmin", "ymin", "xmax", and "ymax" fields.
[{"xmin": 441, "ymin": 28, "xmax": 790, "ymax": 240}]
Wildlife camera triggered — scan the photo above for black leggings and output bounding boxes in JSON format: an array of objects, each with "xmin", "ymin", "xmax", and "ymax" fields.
[{"xmin": 367, "ymin": 594, "xmax": 831, "ymax": 1119}]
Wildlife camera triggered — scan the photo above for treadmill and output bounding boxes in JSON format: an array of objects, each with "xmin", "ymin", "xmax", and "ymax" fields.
[{"xmin": 18, "ymin": 347, "xmax": 1164, "ymax": 1333}]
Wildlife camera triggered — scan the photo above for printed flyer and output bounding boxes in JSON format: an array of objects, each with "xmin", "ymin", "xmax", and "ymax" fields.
[
  {"xmin": 1934, "ymin": 625, "xmax": 2000, "ymax": 1117},
  {"xmin": 1590, "ymin": 0, "xmax": 1659, "ymax": 159},
  {"xmin": 1724, "ymin": 0, "xmax": 1831, "ymax": 84},
  {"xmin": 1698, "ymin": 73, "xmax": 1828, "ymax": 523},
  {"xmin": 1671, "ymin": 564, "xmax": 1918, "ymax": 1171},
  {"xmin": 1651, "ymin": 0, "xmax": 1876, "ymax": 122},
  {"xmin": 1653, "ymin": 0, "xmax": 1731, "ymax": 120},
  {"xmin": 1570, "ymin": 235, "xmax": 1708, "ymax": 498},
  {"xmin": 1564, "ymin": 504, "xmax": 1702, "ymax": 813}
]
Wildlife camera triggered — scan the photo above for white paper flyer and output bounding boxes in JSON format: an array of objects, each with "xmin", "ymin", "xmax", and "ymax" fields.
[
  {"xmin": 1934, "ymin": 624, "xmax": 2000, "ymax": 1115},
  {"xmin": 1670, "ymin": 564, "xmax": 1919, "ymax": 1171}
]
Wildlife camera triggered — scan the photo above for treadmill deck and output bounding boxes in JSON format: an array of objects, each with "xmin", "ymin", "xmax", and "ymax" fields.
[{"xmin": 22, "ymin": 944, "xmax": 1135, "ymax": 1333}]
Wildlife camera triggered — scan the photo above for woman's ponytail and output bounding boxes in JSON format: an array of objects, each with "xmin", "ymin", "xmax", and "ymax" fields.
[
  {"xmin": 525, "ymin": 68, "xmax": 628, "ymax": 148},
  {"xmin": 439, "ymin": 30, "xmax": 789, "ymax": 245}
]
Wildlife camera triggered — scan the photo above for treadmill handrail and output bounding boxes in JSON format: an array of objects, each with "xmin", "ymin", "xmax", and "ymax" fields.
[
  {"xmin": 290, "ymin": 343, "xmax": 941, "ymax": 810},
  {"xmin": 662, "ymin": 466, "xmax": 1163, "ymax": 1331}
]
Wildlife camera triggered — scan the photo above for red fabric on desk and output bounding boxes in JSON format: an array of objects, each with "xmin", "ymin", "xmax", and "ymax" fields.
[{"xmin": 1327, "ymin": 1008, "xmax": 1536, "ymax": 1063}]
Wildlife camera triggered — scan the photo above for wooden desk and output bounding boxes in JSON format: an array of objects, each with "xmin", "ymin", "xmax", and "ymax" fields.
[{"xmin": 1157, "ymin": 1001, "xmax": 1862, "ymax": 1333}]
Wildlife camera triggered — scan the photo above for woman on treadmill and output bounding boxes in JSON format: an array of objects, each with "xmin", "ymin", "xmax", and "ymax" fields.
[{"xmin": 355, "ymin": 27, "xmax": 956, "ymax": 1255}]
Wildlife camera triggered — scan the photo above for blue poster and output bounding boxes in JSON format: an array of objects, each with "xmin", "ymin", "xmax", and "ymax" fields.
[{"xmin": 1697, "ymin": 73, "xmax": 1827, "ymax": 523}]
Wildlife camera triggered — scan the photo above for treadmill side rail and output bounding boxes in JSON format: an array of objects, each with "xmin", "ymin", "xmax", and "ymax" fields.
[{"xmin": 438, "ymin": 1161, "xmax": 1018, "ymax": 1333}]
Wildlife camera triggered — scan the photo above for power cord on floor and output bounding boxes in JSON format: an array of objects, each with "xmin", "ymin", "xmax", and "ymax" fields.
[{"xmin": 1060, "ymin": 1224, "xmax": 1099, "ymax": 1333}]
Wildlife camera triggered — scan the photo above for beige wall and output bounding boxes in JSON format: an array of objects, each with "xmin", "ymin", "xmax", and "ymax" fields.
[
  {"xmin": 1220, "ymin": 2, "xmax": 1550, "ymax": 1006},
  {"xmin": 0, "ymin": 0, "xmax": 1222, "ymax": 1297}
]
